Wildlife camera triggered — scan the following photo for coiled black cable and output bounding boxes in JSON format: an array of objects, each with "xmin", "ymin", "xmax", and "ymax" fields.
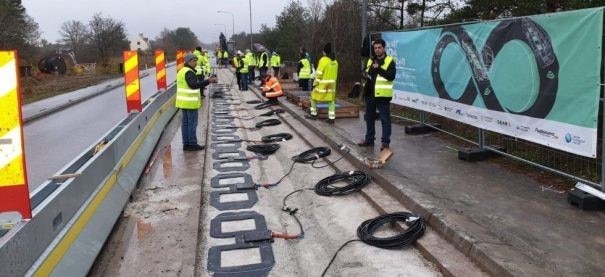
[
  {"xmin": 291, "ymin": 147, "xmax": 331, "ymax": 163},
  {"xmin": 261, "ymin": 132, "xmax": 293, "ymax": 143},
  {"xmin": 357, "ymin": 212, "xmax": 426, "ymax": 249},
  {"xmin": 256, "ymin": 147, "xmax": 332, "ymax": 188},
  {"xmin": 254, "ymin": 101, "xmax": 278, "ymax": 110},
  {"xmin": 314, "ymin": 171, "xmax": 371, "ymax": 196},
  {"xmin": 255, "ymin": 119, "xmax": 281, "ymax": 129},
  {"xmin": 277, "ymin": 171, "xmax": 371, "ymax": 241},
  {"xmin": 259, "ymin": 109, "xmax": 285, "ymax": 116},
  {"xmin": 321, "ymin": 212, "xmax": 426, "ymax": 276},
  {"xmin": 246, "ymin": 143, "xmax": 280, "ymax": 155}
]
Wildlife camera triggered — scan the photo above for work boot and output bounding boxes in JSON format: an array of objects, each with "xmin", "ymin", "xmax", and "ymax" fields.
[
  {"xmin": 326, "ymin": 118, "xmax": 335, "ymax": 124},
  {"xmin": 183, "ymin": 144, "xmax": 205, "ymax": 151},
  {"xmin": 380, "ymin": 143, "xmax": 390, "ymax": 151},
  {"xmin": 305, "ymin": 114, "xmax": 317, "ymax": 120},
  {"xmin": 357, "ymin": 140, "xmax": 374, "ymax": 147}
]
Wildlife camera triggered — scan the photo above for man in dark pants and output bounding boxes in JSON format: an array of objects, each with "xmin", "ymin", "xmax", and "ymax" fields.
[
  {"xmin": 176, "ymin": 53, "xmax": 217, "ymax": 151},
  {"xmin": 358, "ymin": 39, "xmax": 396, "ymax": 150}
]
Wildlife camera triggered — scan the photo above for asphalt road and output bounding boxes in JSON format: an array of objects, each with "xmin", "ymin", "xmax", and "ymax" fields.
[{"xmin": 24, "ymin": 68, "xmax": 177, "ymax": 192}]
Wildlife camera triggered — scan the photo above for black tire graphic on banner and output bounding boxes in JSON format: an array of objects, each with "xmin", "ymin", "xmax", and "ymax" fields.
[{"xmin": 431, "ymin": 18, "xmax": 559, "ymax": 119}]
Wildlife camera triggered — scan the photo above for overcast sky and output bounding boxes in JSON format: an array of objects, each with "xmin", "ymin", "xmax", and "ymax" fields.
[{"xmin": 22, "ymin": 0, "xmax": 293, "ymax": 44}]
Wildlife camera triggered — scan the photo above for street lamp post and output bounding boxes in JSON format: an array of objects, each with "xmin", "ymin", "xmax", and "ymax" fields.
[
  {"xmin": 249, "ymin": 0, "xmax": 253, "ymax": 50},
  {"xmin": 217, "ymin": 11, "xmax": 235, "ymax": 39}
]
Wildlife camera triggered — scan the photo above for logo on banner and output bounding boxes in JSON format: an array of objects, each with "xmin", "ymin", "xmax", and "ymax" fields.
[
  {"xmin": 564, "ymin": 133, "xmax": 586, "ymax": 145},
  {"xmin": 497, "ymin": 120, "xmax": 511, "ymax": 127},
  {"xmin": 431, "ymin": 17, "xmax": 559, "ymax": 119},
  {"xmin": 535, "ymin": 128, "xmax": 558, "ymax": 139},
  {"xmin": 466, "ymin": 113, "xmax": 478, "ymax": 120},
  {"xmin": 516, "ymin": 125, "xmax": 530, "ymax": 132}
]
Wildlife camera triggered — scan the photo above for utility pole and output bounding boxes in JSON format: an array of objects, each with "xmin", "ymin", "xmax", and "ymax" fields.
[{"xmin": 249, "ymin": 0, "xmax": 253, "ymax": 50}]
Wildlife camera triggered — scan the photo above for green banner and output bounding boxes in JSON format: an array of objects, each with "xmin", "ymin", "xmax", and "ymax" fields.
[{"xmin": 383, "ymin": 7, "xmax": 603, "ymax": 157}]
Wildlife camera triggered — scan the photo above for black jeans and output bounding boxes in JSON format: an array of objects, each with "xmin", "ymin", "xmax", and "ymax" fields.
[
  {"xmin": 235, "ymin": 72, "xmax": 241, "ymax": 90},
  {"xmin": 364, "ymin": 97, "xmax": 391, "ymax": 145}
]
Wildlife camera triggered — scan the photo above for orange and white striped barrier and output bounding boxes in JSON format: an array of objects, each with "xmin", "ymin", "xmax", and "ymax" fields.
[
  {"xmin": 155, "ymin": 50, "xmax": 167, "ymax": 91},
  {"xmin": 0, "ymin": 51, "xmax": 32, "ymax": 219},
  {"xmin": 123, "ymin": 51, "xmax": 141, "ymax": 113},
  {"xmin": 176, "ymin": 50, "xmax": 185, "ymax": 71}
]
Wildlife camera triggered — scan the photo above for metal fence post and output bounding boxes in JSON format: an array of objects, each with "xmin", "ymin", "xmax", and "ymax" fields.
[
  {"xmin": 478, "ymin": 128, "xmax": 486, "ymax": 150},
  {"xmin": 601, "ymin": 98, "xmax": 605, "ymax": 192}
]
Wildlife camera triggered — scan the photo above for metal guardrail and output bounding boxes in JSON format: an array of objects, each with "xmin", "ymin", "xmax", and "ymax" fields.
[{"xmin": 0, "ymin": 85, "xmax": 178, "ymax": 276}]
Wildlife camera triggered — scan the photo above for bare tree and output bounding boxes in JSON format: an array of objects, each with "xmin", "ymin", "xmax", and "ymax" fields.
[
  {"xmin": 89, "ymin": 13, "xmax": 128, "ymax": 65},
  {"xmin": 59, "ymin": 20, "xmax": 90, "ymax": 60}
]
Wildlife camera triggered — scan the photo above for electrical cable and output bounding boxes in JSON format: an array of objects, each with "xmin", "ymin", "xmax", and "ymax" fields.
[
  {"xmin": 259, "ymin": 109, "xmax": 285, "ymax": 116},
  {"xmin": 228, "ymin": 109, "xmax": 286, "ymax": 120},
  {"xmin": 314, "ymin": 171, "xmax": 371, "ymax": 196},
  {"xmin": 255, "ymin": 118, "xmax": 281, "ymax": 129},
  {"xmin": 261, "ymin": 132, "xmax": 293, "ymax": 143},
  {"xmin": 310, "ymin": 145, "xmax": 350, "ymax": 168},
  {"xmin": 291, "ymin": 147, "xmax": 331, "ymax": 163},
  {"xmin": 276, "ymin": 171, "xmax": 371, "ymax": 240},
  {"xmin": 254, "ymin": 101, "xmax": 279, "ymax": 110},
  {"xmin": 256, "ymin": 147, "xmax": 332, "ymax": 189},
  {"xmin": 321, "ymin": 212, "xmax": 426, "ymax": 276},
  {"xmin": 275, "ymin": 188, "xmax": 314, "ymax": 240},
  {"xmin": 246, "ymin": 143, "xmax": 280, "ymax": 155}
]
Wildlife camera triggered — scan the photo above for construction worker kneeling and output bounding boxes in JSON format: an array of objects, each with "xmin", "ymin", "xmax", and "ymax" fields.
[
  {"xmin": 306, "ymin": 43, "xmax": 338, "ymax": 124},
  {"xmin": 261, "ymin": 73, "xmax": 283, "ymax": 104}
]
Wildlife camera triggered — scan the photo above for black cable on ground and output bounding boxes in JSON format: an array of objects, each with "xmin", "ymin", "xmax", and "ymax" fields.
[
  {"xmin": 255, "ymin": 118, "xmax": 281, "ymax": 129},
  {"xmin": 256, "ymin": 147, "xmax": 332, "ymax": 189},
  {"xmin": 272, "ymin": 188, "xmax": 314, "ymax": 240},
  {"xmin": 314, "ymin": 171, "xmax": 371, "ymax": 196},
  {"xmin": 229, "ymin": 109, "xmax": 286, "ymax": 120},
  {"xmin": 246, "ymin": 143, "xmax": 280, "ymax": 155},
  {"xmin": 291, "ymin": 147, "xmax": 331, "ymax": 163},
  {"xmin": 254, "ymin": 101, "xmax": 279, "ymax": 110},
  {"xmin": 310, "ymin": 145, "xmax": 350, "ymax": 169},
  {"xmin": 246, "ymin": 100, "xmax": 263, "ymax": 104},
  {"xmin": 261, "ymin": 132, "xmax": 293, "ymax": 143},
  {"xmin": 321, "ymin": 212, "xmax": 426, "ymax": 276},
  {"xmin": 259, "ymin": 109, "xmax": 285, "ymax": 116}
]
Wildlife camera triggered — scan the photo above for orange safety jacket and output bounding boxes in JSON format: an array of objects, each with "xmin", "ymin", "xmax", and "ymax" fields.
[{"xmin": 262, "ymin": 76, "xmax": 283, "ymax": 98}]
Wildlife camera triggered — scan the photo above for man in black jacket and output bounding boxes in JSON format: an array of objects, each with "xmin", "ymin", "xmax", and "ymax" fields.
[{"xmin": 358, "ymin": 39, "xmax": 396, "ymax": 150}]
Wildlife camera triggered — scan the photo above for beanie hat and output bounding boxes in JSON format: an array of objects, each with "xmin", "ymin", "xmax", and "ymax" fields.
[
  {"xmin": 184, "ymin": 53, "xmax": 197, "ymax": 63},
  {"xmin": 323, "ymin": 43, "xmax": 332, "ymax": 54}
]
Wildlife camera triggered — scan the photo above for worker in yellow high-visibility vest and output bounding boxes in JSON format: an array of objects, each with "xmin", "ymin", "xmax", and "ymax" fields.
[
  {"xmin": 307, "ymin": 43, "xmax": 338, "ymax": 123},
  {"xmin": 201, "ymin": 49, "xmax": 211, "ymax": 76},
  {"xmin": 297, "ymin": 52, "xmax": 311, "ymax": 91},
  {"xmin": 176, "ymin": 53, "xmax": 217, "ymax": 151},
  {"xmin": 270, "ymin": 51, "xmax": 281, "ymax": 78},
  {"xmin": 193, "ymin": 47, "xmax": 206, "ymax": 95},
  {"xmin": 238, "ymin": 51, "xmax": 249, "ymax": 91},
  {"xmin": 245, "ymin": 49, "xmax": 256, "ymax": 84},
  {"xmin": 357, "ymin": 39, "xmax": 396, "ymax": 151}
]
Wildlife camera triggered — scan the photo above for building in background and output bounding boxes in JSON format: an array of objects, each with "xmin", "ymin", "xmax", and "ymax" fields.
[{"xmin": 130, "ymin": 33, "xmax": 151, "ymax": 51}]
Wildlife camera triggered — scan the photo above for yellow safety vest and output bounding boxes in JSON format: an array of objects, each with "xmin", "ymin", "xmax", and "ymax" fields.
[
  {"xmin": 176, "ymin": 67, "xmax": 201, "ymax": 109},
  {"xmin": 239, "ymin": 57, "xmax": 249, "ymax": 73},
  {"xmin": 311, "ymin": 56, "xmax": 338, "ymax": 102},
  {"xmin": 193, "ymin": 50, "xmax": 204, "ymax": 75},
  {"xmin": 259, "ymin": 52, "xmax": 268, "ymax": 67},
  {"xmin": 246, "ymin": 52, "xmax": 256, "ymax": 66},
  {"xmin": 271, "ymin": 54, "xmax": 281, "ymax": 67},
  {"xmin": 366, "ymin": 56, "xmax": 394, "ymax": 98},
  {"xmin": 299, "ymin": 58, "xmax": 311, "ymax": 79}
]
